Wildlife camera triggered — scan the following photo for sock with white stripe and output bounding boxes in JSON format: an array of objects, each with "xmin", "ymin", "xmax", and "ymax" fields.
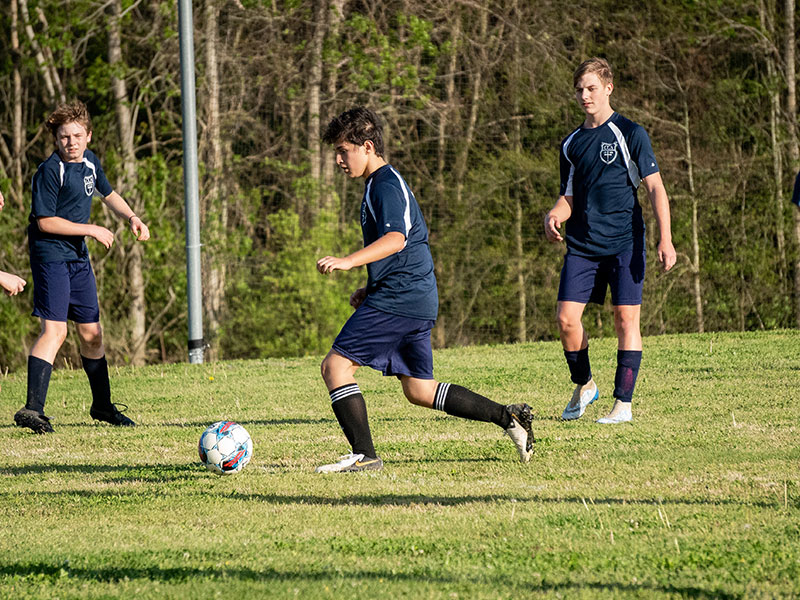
[
  {"xmin": 433, "ymin": 383, "xmax": 511, "ymax": 428},
  {"xmin": 329, "ymin": 384, "xmax": 377, "ymax": 459}
]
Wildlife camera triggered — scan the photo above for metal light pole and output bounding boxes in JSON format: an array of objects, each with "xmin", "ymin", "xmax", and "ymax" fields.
[{"xmin": 178, "ymin": 0, "xmax": 204, "ymax": 363}]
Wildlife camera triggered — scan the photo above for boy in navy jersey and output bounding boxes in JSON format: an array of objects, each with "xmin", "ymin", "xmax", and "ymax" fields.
[
  {"xmin": 14, "ymin": 101, "xmax": 150, "ymax": 434},
  {"xmin": 544, "ymin": 58, "xmax": 676, "ymax": 424},
  {"xmin": 0, "ymin": 191, "xmax": 26, "ymax": 297},
  {"xmin": 315, "ymin": 107, "xmax": 534, "ymax": 472}
]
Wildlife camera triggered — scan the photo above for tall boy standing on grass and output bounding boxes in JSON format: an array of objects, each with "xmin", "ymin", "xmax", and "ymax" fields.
[
  {"xmin": 13, "ymin": 101, "xmax": 150, "ymax": 434},
  {"xmin": 315, "ymin": 107, "xmax": 534, "ymax": 472},
  {"xmin": 544, "ymin": 58, "xmax": 676, "ymax": 424},
  {"xmin": 0, "ymin": 190, "xmax": 26, "ymax": 297}
]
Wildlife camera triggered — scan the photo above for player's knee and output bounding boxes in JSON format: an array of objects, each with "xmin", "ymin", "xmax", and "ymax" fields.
[
  {"xmin": 42, "ymin": 323, "xmax": 68, "ymax": 346},
  {"xmin": 79, "ymin": 325, "xmax": 103, "ymax": 351},
  {"xmin": 557, "ymin": 312, "xmax": 578, "ymax": 334},
  {"xmin": 320, "ymin": 354, "xmax": 339, "ymax": 386},
  {"xmin": 404, "ymin": 389, "xmax": 427, "ymax": 407}
]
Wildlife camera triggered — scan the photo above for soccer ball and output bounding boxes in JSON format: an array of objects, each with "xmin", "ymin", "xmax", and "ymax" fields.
[{"xmin": 198, "ymin": 421, "xmax": 253, "ymax": 476}]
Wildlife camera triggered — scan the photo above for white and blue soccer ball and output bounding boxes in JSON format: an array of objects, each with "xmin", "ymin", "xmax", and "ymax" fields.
[{"xmin": 198, "ymin": 421, "xmax": 253, "ymax": 476}]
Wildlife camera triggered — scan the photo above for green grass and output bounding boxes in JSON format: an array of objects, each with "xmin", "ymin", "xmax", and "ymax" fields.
[{"xmin": 1, "ymin": 330, "xmax": 798, "ymax": 599}]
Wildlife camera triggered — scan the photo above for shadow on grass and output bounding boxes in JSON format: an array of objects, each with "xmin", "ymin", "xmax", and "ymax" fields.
[
  {"xmin": 1, "ymin": 463, "xmax": 797, "ymax": 510},
  {"xmin": 0, "ymin": 561, "xmax": 743, "ymax": 599},
  {"xmin": 227, "ymin": 491, "xmax": 799, "ymax": 510},
  {"xmin": 0, "ymin": 463, "xmax": 194, "ymax": 478}
]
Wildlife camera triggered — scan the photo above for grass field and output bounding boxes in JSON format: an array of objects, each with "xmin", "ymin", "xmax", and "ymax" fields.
[{"xmin": 1, "ymin": 330, "xmax": 798, "ymax": 599}]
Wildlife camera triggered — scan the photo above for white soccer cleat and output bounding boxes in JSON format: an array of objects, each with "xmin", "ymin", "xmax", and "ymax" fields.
[
  {"xmin": 561, "ymin": 379, "xmax": 598, "ymax": 420},
  {"xmin": 315, "ymin": 453, "xmax": 383, "ymax": 473},
  {"xmin": 504, "ymin": 404, "xmax": 534, "ymax": 463},
  {"xmin": 596, "ymin": 399, "xmax": 632, "ymax": 424}
]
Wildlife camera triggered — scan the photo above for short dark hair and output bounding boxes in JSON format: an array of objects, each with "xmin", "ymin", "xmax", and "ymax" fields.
[
  {"xmin": 573, "ymin": 57, "xmax": 613, "ymax": 88},
  {"xmin": 46, "ymin": 100, "xmax": 92, "ymax": 136},
  {"xmin": 322, "ymin": 107, "xmax": 385, "ymax": 157}
]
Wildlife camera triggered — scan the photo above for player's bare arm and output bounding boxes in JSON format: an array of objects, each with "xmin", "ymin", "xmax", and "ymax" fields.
[
  {"xmin": 103, "ymin": 191, "xmax": 150, "ymax": 241},
  {"xmin": 37, "ymin": 216, "xmax": 115, "ymax": 249},
  {"xmin": 545, "ymin": 195, "xmax": 573, "ymax": 243},
  {"xmin": 350, "ymin": 287, "xmax": 367, "ymax": 308},
  {"xmin": 641, "ymin": 173, "xmax": 676, "ymax": 272},
  {"xmin": 317, "ymin": 231, "xmax": 406, "ymax": 274}
]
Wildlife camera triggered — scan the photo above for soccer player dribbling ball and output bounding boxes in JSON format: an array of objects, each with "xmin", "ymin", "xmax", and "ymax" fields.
[
  {"xmin": 315, "ymin": 107, "xmax": 534, "ymax": 472},
  {"xmin": 0, "ymin": 190, "xmax": 27, "ymax": 297},
  {"xmin": 13, "ymin": 101, "xmax": 150, "ymax": 434},
  {"xmin": 544, "ymin": 58, "xmax": 677, "ymax": 424}
]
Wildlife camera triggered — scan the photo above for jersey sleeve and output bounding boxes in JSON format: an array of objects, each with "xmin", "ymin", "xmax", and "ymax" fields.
[
  {"xmin": 629, "ymin": 125, "xmax": 659, "ymax": 179},
  {"xmin": 31, "ymin": 164, "xmax": 61, "ymax": 218},
  {"xmin": 558, "ymin": 138, "xmax": 574, "ymax": 197},
  {"xmin": 90, "ymin": 152, "xmax": 113, "ymax": 197},
  {"xmin": 792, "ymin": 171, "xmax": 800, "ymax": 207},
  {"xmin": 372, "ymin": 180, "xmax": 410, "ymax": 239}
]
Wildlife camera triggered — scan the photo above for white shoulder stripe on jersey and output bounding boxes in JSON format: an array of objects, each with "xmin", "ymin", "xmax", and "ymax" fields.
[
  {"xmin": 82, "ymin": 157, "xmax": 97, "ymax": 179},
  {"xmin": 561, "ymin": 128, "xmax": 580, "ymax": 197},
  {"xmin": 607, "ymin": 121, "xmax": 641, "ymax": 189},
  {"xmin": 364, "ymin": 178, "xmax": 376, "ymax": 223},
  {"xmin": 59, "ymin": 161, "xmax": 65, "ymax": 187},
  {"xmin": 387, "ymin": 167, "xmax": 411, "ymax": 250}
]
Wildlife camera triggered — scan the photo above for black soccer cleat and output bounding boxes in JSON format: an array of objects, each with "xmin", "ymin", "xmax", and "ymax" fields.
[
  {"xmin": 504, "ymin": 403, "xmax": 534, "ymax": 463},
  {"xmin": 14, "ymin": 408, "xmax": 54, "ymax": 434},
  {"xmin": 90, "ymin": 403, "xmax": 136, "ymax": 427}
]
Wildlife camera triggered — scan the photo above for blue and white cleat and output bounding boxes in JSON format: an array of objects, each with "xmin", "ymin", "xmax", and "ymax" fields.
[
  {"xmin": 596, "ymin": 399, "xmax": 632, "ymax": 424},
  {"xmin": 561, "ymin": 379, "xmax": 598, "ymax": 420}
]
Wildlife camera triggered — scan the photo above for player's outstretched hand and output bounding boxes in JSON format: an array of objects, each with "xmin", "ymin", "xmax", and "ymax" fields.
[
  {"xmin": 0, "ymin": 190, "xmax": 5, "ymax": 210},
  {"xmin": 0, "ymin": 271, "xmax": 26, "ymax": 296},
  {"xmin": 130, "ymin": 216, "xmax": 150, "ymax": 241},
  {"xmin": 91, "ymin": 225, "xmax": 115, "ymax": 249},
  {"xmin": 658, "ymin": 240, "xmax": 677, "ymax": 272},
  {"xmin": 544, "ymin": 212, "xmax": 563, "ymax": 243},
  {"xmin": 350, "ymin": 287, "xmax": 367, "ymax": 308},
  {"xmin": 317, "ymin": 255, "xmax": 353, "ymax": 274}
]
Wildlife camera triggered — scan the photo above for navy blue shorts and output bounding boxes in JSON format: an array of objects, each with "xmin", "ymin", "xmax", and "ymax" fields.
[
  {"xmin": 332, "ymin": 304, "xmax": 436, "ymax": 379},
  {"xmin": 31, "ymin": 261, "xmax": 100, "ymax": 323},
  {"xmin": 557, "ymin": 250, "xmax": 645, "ymax": 306}
]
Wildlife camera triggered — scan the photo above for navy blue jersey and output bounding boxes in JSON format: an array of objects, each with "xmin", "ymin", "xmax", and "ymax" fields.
[
  {"xmin": 360, "ymin": 164, "xmax": 438, "ymax": 320},
  {"xmin": 792, "ymin": 171, "xmax": 800, "ymax": 207},
  {"xmin": 559, "ymin": 112, "xmax": 659, "ymax": 257},
  {"xmin": 29, "ymin": 149, "xmax": 113, "ymax": 264}
]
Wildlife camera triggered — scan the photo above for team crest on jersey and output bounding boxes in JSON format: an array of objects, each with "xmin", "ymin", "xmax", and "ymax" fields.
[
  {"xmin": 361, "ymin": 202, "xmax": 367, "ymax": 225},
  {"xmin": 599, "ymin": 142, "xmax": 618, "ymax": 165},
  {"xmin": 84, "ymin": 175, "xmax": 94, "ymax": 196}
]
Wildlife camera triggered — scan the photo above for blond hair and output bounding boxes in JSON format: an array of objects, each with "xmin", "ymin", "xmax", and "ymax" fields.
[{"xmin": 573, "ymin": 57, "xmax": 613, "ymax": 88}]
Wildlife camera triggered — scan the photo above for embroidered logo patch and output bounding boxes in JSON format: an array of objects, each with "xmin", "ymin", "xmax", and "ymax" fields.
[
  {"xmin": 599, "ymin": 142, "xmax": 618, "ymax": 165},
  {"xmin": 84, "ymin": 175, "xmax": 94, "ymax": 196}
]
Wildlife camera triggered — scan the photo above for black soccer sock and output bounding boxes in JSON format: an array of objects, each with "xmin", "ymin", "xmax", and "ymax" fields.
[
  {"xmin": 613, "ymin": 350, "xmax": 642, "ymax": 403},
  {"xmin": 25, "ymin": 356, "xmax": 53, "ymax": 414},
  {"xmin": 564, "ymin": 346, "xmax": 592, "ymax": 385},
  {"xmin": 433, "ymin": 383, "xmax": 511, "ymax": 429},
  {"xmin": 81, "ymin": 355, "xmax": 112, "ymax": 411},
  {"xmin": 329, "ymin": 384, "xmax": 377, "ymax": 459}
]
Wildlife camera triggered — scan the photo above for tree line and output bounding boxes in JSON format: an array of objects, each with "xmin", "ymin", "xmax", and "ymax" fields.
[{"xmin": 0, "ymin": 0, "xmax": 798, "ymax": 371}]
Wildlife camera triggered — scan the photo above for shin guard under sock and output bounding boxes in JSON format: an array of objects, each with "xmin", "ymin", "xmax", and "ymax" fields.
[
  {"xmin": 26, "ymin": 356, "xmax": 53, "ymax": 414},
  {"xmin": 329, "ymin": 384, "xmax": 377, "ymax": 458},
  {"xmin": 613, "ymin": 350, "xmax": 642, "ymax": 402},
  {"xmin": 433, "ymin": 383, "xmax": 510, "ymax": 429},
  {"xmin": 81, "ymin": 355, "xmax": 112, "ymax": 411}
]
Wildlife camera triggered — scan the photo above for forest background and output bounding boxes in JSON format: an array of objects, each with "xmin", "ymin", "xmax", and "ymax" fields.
[{"xmin": 0, "ymin": 0, "xmax": 798, "ymax": 370}]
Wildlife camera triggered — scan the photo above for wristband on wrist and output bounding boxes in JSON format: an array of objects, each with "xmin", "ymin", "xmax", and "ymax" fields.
[{"xmin": 128, "ymin": 214, "xmax": 137, "ymax": 223}]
